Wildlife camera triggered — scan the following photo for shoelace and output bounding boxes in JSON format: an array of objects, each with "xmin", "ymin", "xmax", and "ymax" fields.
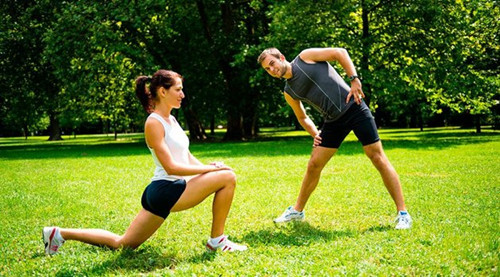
[{"xmin": 396, "ymin": 215, "xmax": 409, "ymax": 224}]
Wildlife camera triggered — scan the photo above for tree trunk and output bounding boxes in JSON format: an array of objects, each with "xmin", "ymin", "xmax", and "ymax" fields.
[
  {"xmin": 294, "ymin": 119, "xmax": 301, "ymax": 130},
  {"xmin": 242, "ymin": 97, "xmax": 258, "ymax": 138},
  {"xmin": 210, "ymin": 115, "xmax": 215, "ymax": 136},
  {"xmin": 243, "ymin": 112, "xmax": 257, "ymax": 138},
  {"xmin": 47, "ymin": 112, "xmax": 62, "ymax": 141},
  {"xmin": 419, "ymin": 110, "xmax": 424, "ymax": 131},
  {"xmin": 475, "ymin": 114, "xmax": 481, "ymax": 133},
  {"xmin": 184, "ymin": 108, "xmax": 207, "ymax": 141},
  {"xmin": 196, "ymin": 0, "xmax": 244, "ymax": 140},
  {"xmin": 23, "ymin": 125, "xmax": 29, "ymax": 140},
  {"xmin": 360, "ymin": 0, "xmax": 372, "ymax": 107},
  {"xmin": 224, "ymin": 113, "xmax": 243, "ymax": 140}
]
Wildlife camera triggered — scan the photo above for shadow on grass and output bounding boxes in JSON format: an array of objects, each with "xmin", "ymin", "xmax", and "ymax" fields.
[
  {"xmin": 0, "ymin": 142, "xmax": 147, "ymax": 160},
  {"xmin": 49, "ymin": 224, "xmax": 394, "ymax": 275},
  {"xmin": 52, "ymin": 245, "xmax": 218, "ymax": 276},
  {"xmin": 360, "ymin": 224, "xmax": 393, "ymax": 233},
  {"xmin": 1, "ymin": 130, "xmax": 498, "ymax": 161},
  {"xmin": 241, "ymin": 222, "xmax": 356, "ymax": 246},
  {"xmin": 55, "ymin": 246, "xmax": 177, "ymax": 276},
  {"xmin": 185, "ymin": 250, "xmax": 217, "ymax": 264}
]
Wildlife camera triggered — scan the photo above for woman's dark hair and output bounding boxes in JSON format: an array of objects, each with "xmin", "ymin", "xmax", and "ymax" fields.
[{"xmin": 135, "ymin": 69, "xmax": 183, "ymax": 113}]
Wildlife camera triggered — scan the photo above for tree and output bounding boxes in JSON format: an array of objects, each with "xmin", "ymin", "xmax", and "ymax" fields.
[{"xmin": 0, "ymin": 0, "xmax": 61, "ymax": 139}]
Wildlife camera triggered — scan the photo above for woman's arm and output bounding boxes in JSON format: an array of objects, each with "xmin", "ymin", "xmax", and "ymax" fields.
[
  {"xmin": 145, "ymin": 119, "xmax": 229, "ymax": 176},
  {"xmin": 188, "ymin": 152, "xmax": 205, "ymax": 166}
]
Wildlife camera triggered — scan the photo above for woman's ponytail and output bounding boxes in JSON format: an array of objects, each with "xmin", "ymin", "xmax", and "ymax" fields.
[{"xmin": 135, "ymin": 76, "xmax": 153, "ymax": 113}]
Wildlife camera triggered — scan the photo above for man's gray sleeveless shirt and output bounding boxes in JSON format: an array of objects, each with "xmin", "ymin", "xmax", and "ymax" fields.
[{"xmin": 284, "ymin": 56, "xmax": 354, "ymax": 122}]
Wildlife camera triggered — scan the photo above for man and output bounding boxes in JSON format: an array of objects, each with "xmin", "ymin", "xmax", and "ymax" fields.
[{"xmin": 257, "ymin": 47, "xmax": 412, "ymax": 229}]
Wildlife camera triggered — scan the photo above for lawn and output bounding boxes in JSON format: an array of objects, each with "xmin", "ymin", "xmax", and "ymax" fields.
[{"xmin": 0, "ymin": 127, "xmax": 498, "ymax": 276}]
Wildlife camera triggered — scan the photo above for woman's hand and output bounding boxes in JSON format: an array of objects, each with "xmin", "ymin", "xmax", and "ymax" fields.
[{"xmin": 210, "ymin": 161, "xmax": 232, "ymax": 171}]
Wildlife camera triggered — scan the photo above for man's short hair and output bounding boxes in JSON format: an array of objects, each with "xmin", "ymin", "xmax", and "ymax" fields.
[{"xmin": 257, "ymin": 48, "xmax": 283, "ymax": 64}]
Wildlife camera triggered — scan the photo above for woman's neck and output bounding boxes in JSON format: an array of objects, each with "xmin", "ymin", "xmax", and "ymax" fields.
[{"xmin": 153, "ymin": 106, "xmax": 172, "ymax": 121}]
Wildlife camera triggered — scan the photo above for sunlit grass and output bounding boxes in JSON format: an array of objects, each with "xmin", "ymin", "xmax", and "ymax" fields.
[{"xmin": 0, "ymin": 127, "xmax": 498, "ymax": 276}]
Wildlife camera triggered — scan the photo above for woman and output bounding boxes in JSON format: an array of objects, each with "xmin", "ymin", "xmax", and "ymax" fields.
[{"xmin": 43, "ymin": 69, "xmax": 247, "ymax": 254}]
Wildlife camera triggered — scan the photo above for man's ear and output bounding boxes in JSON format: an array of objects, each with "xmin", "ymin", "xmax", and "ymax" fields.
[{"xmin": 280, "ymin": 54, "xmax": 286, "ymax": 61}]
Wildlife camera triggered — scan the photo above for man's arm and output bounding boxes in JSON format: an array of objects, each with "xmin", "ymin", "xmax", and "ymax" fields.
[
  {"xmin": 299, "ymin": 48, "xmax": 356, "ymax": 76},
  {"xmin": 284, "ymin": 92, "xmax": 319, "ymax": 137},
  {"xmin": 299, "ymin": 47, "xmax": 364, "ymax": 104}
]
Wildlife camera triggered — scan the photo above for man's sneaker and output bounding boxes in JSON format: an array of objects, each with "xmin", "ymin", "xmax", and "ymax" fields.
[
  {"xmin": 395, "ymin": 211, "xmax": 412, "ymax": 229},
  {"xmin": 205, "ymin": 235, "xmax": 247, "ymax": 252},
  {"xmin": 273, "ymin": 206, "xmax": 305, "ymax": 223},
  {"xmin": 43, "ymin": 227, "xmax": 65, "ymax": 255}
]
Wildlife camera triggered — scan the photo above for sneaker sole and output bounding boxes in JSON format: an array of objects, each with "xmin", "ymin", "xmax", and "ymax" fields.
[
  {"xmin": 205, "ymin": 242, "xmax": 248, "ymax": 252},
  {"xmin": 395, "ymin": 225, "xmax": 412, "ymax": 230},
  {"xmin": 205, "ymin": 243, "xmax": 216, "ymax": 252},
  {"xmin": 273, "ymin": 217, "xmax": 305, "ymax": 224}
]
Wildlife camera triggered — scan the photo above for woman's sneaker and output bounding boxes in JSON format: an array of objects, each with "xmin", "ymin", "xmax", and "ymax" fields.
[
  {"xmin": 43, "ymin": 227, "xmax": 65, "ymax": 255},
  {"xmin": 273, "ymin": 206, "xmax": 305, "ymax": 223},
  {"xmin": 205, "ymin": 235, "xmax": 247, "ymax": 252}
]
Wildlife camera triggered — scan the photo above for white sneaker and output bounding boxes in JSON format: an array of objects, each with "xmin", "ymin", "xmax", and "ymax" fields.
[
  {"xmin": 205, "ymin": 235, "xmax": 247, "ymax": 252},
  {"xmin": 395, "ymin": 211, "xmax": 412, "ymax": 229},
  {"xmin": 43, "ymin": 227, "xmax": 65, "ymax": 255},
  {"xmin": 273, "ymin": 206, "xmax": 305, "ymax": 223}
]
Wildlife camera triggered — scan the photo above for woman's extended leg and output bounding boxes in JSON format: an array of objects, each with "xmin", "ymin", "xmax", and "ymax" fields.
[{"xmin": 59, "ymin": 209, "xmax": 164, "ymax": 249}]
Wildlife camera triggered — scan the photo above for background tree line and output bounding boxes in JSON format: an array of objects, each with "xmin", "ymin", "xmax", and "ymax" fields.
[{"xmin": 0, "ymin": 0, "xmax": 498, "ymax": 140}]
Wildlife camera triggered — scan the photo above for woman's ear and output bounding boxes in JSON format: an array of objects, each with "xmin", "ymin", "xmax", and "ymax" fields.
[{"xmin": 158, "ymin": 87, "xmax": 166, "ymax": 97}]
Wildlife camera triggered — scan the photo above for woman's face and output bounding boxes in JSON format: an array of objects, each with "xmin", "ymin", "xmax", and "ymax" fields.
[{"xmin": 164, "ymin": 77, "xmax": 184, "ymax": 109}]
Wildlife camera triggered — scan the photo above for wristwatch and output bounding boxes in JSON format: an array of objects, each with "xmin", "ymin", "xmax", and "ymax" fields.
[{"xmin": 349, "ymin": 75, "xmax": 359, "ymax": 81}]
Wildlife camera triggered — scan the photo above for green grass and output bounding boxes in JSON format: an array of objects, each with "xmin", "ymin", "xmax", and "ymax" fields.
[{"xmin": 1, "ymin": 127, "xmax": 499, "ymax": 276}]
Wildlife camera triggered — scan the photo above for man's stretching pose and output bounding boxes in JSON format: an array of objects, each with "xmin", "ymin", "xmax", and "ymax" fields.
[{"xmin": 258, "ymin": 47, "xmax": 412, "ymax": 229}]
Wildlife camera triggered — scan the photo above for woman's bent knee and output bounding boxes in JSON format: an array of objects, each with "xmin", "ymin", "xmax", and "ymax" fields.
[
  {"xmin": 116, "ymin": 237, "xmax": 141, "ymax": 250},
  {"xmin": 220, "ymin": 170, "xmax": 237, "ymax": 186},
  {"xmin": 114, "ymin": 234, "xmax": 143, "ymax": 250}
]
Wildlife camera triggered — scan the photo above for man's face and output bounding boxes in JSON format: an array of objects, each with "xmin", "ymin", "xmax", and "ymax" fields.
[{"xmin": 261, "ymin": 55, "xmax": 287, "ymax": 79}]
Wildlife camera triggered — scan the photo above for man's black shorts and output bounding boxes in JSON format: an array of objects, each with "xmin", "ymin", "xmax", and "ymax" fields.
[
  {"xmin": 141, "ymin": 179, "xmax": 186, "ymax": 219},
  {"xmin": 319, "ymin": 102, "xmax": 380, "ymax": 149}
]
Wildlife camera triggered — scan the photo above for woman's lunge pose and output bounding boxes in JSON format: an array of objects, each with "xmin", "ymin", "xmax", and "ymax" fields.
[{"xmin": 43, "ymin": 69, "xmax": 247, "ymax": 255}]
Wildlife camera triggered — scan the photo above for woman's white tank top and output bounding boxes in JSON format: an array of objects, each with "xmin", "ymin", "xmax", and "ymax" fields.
[{"xmin": 147, "ymin": 113, "xmax": 190, "ymax": 181}]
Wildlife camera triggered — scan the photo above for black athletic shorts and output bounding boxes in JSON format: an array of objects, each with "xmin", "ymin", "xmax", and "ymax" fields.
[
  {"xmin": 319, "ymin": 101, "xmax": 380, "ymax": 149},
  {"xmin": 141, "ymin": 179, "xmax": 187, "ymax": 219}
]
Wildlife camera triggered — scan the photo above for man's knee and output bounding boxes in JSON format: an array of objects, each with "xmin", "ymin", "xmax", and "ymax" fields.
[
  {"xmin": 364, "ymin": 143, "xmax": 385, "ymax": 162},
  {"xmin": 307, "ymin": 158, "xmax": 327, "ymax": 172},
  {"xmin": 367, "ymin": 151, "xmax": 384, "ymax": 163},
  {"xmin": 365, "ymin": 148, "xmax": 393, "ymax": 170}
]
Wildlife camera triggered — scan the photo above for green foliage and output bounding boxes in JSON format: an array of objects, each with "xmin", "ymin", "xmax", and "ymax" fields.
[
  {"xmin": 255, "ymin": 0, "xmax": 499, "ymax": 129},
  {"xmin": 0, "ymin": 128, "xmax": 498, "ymax": 275},
  {"xmin": 1, "ymin": 1, "xmax": 498, "ymax": 137},
  {"xmin": 0, "ymin": 0, "xmax": 60, "ymax": 136}
]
